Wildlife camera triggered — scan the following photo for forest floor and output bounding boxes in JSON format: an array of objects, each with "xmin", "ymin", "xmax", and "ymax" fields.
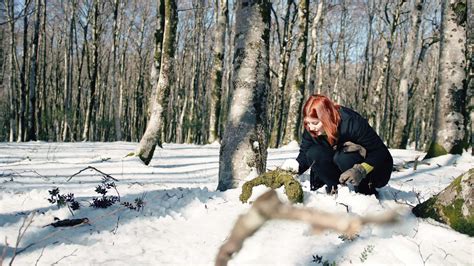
[{"xmin": 0, "ymin": 141, "xmax": 472, "ymax": 265}]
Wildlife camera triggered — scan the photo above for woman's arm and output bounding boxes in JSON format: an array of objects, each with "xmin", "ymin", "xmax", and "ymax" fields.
[{"xmin": 296, "ymin": 130, "xmax": 315, "ymax": 175}]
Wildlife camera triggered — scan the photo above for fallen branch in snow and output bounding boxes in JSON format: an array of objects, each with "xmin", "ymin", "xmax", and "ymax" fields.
[
  {"xmin": 9, "ymin": 212, "xmax": 36, "ymax": 265},
  {"xmin": 67, "ymin": 166, "xmax": 119, "ymax": 182},
  {"xmin": 44, "ymin": 218, "xmax": 90, "ymax": 228},
  {"xmin": 215, "ymin": 190, "xmax": 400, "ymax": 266},
  {"xmin": 0, "ymin": 237, "xmax": 7, "ymax": 266},
  {"xmin": 393, "ymin": 156, "xmax": 430, "ymax": 172}
]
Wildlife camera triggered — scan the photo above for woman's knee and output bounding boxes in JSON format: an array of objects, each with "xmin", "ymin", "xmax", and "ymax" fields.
[{"xmin": 333, "ymin": 150, "xmax": 364, "ymax": 172}]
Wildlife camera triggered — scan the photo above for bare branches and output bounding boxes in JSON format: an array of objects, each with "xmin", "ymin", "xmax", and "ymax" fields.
[
  {"xmin": 215, "ymin": 190, "xmax": 400, "ymax": 266},
  {"xmin": 67, "ymin": 166, "xmax": 119, "ymax": 182},
  {"xmin": 9, "ymin": 211, "xmax": 36, "ymax": 266}
]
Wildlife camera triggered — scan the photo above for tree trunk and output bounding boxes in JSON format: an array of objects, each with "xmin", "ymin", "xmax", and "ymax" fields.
[
  {"xmin": 217, "ymin": 0, "xmax": 271, "ymax": 191},
  {"xmin": 135, "ymin": 0, "xmax": 176, "ymax": 165},
  {"xmin": 269, "ymin": 0, "xmax": 296, "ymax": 148},
  {"xmin": 110, "ymin": 0, "xmax": 123, "ymax": 141},
  {"xmin": 18, "ymin": 0, "xmax": 30, "ymax": 142},
  {"xmin": 61, "ymin": 0, "xmax": 75, "ymax": 141},
  {"xmin": 467, "ymin": 0, "xmax": 474, "ymax": 155},
  {"xmin": 425, "ymin": 0, "xmax": 467, "ymax": 158},
  {"xmin": 283, "ymin": 0, "xmax": 309, "ymax": 145},
  {"xmin": 307, "ymin": 0, "xmax": 325, "ymax": 95},
  {"xmin": 392, "ymin": 0, "xmax": 424, "ymax": 148},
  {"xmin": 208, "ymin": 0, "xmax": 228, "ymax": 143},
  {"xmin": 82, "ymin": 0, "xmax": 100, "ymax": 141},
  {"xmin": 6, "ymin": 0, "xmax": 17, "ymax": 142}
]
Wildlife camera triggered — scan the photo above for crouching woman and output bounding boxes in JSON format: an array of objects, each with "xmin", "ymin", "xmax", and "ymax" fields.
[{"xmin": 282, "ymin": 94, "xmax": 393, "ymax": 195}]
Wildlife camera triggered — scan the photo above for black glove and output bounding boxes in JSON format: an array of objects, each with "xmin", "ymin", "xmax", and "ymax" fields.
[
  {"xmin": 339, "ymin": 164, "xmax": 367, "ymax": 186},
  {"xmin": 342, "ymin": 141, "xmax": 367, "ymax": 158}
]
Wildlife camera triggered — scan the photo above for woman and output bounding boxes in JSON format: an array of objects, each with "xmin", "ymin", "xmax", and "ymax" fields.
[{"xmin": 283, "ymin": 94, "xmax": 393, "ymax": 195}]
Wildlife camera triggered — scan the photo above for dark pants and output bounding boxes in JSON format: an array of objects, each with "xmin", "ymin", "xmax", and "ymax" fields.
[{"xmin": 306, "ymin": 144, "xmax": 391, "ymax": 194}]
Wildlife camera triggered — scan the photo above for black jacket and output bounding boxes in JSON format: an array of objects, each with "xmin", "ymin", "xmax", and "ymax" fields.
[{"xmin": 296, "ymin": 106, "xmax": 393, "ymax": 175}]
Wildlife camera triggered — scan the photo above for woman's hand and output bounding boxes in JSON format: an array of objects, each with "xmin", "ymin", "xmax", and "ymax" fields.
[
  {"xmin": 339, "ymin": 164, "xmax": 367, "ymax": 186},
  {"xmin": 342, "ymin": 141, "xmax": 367, "ymax": 158}
]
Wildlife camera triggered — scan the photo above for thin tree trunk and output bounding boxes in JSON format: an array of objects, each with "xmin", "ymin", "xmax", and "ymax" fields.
[
  {"xmin": 217, "ymin": 0, "xmax": 271, "ymax": 191},
  {"xmin": 425, "ymin": 0, "xmax": 467, "ymax": 158},
  {"xmin": 135, "ymin": 0, "xmax": 177, "ymax": 165},
  {"xmin": 61, "ymin": 0, "xmax": 75, "ymax": 141},
  {"xmin": 82, "ymin": 0, "xmax": 100, "ymax": 141},
  {"xmin": 18, "ymin": 0, "xmax": 31, "ymax": 142},
  {"xmin": 270, "ymin": 0, "xmax": 296, "ymax": 148},
  {"xmin": 6, "ymin": 0, "xmax": 17, "ymax": 142},
  {"xmin": 307, "ymin": 0, "xmax": 324, "ymax": 94},
  {"xmin": 283, "ymin": 0, "xmax": 309, "ymax": 144},
  {"xmin": 392, "ymin": 0, "xmax": 424, "ymax": 148},
  {"xmin": 208, "ymin": 0, "xmax": 228, "ymax": 143}
]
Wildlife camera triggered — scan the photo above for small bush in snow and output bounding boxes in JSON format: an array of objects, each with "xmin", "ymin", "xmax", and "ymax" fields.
[
  {"xmin": 48, "ymin": 187, "xmax": 80, "ymax": 213},
  {"xmin": 359, "ymin": 244, "xmax": 374, "ymax": 262},
  {"xmin": 91, "ymin": 179, "xmax": 120, "ymax": 208}
]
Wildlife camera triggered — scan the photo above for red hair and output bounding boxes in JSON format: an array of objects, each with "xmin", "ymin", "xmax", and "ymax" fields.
[{"xmin": 303, "ymin": 94, "xmax": 341, "ymax": 145}]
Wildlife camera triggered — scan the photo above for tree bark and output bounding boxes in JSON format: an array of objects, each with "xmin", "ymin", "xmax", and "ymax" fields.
[
  {"xmin": 392, "ymin": 0, "xmax": 424, "ymax": 148},
  {"xmin": 208, "ymin": 0, "xmax": 228, "ymax": 143},
  {"xmin": 283, "ymin": 0, "xmax": 309, "ymax": 145},
  {"xmin": 61, "ymin": 0, "xmax": 75, "ymax": 141},
  {"xmin": 425, "ymin": 0, "xmax": 467, "ymax": 158},
  {"xmin": 467, "ymin": 0, "xmax": 474, "ymax": 155},
  {"xmin": 82, "ymin": 0, "xmax": 100, "ymax": 141},
  {"xmin": 5, "ymin": 0, "xmax": 17, "ymax": 142},
  {"xmin": 217, "ymin": 0, "xmax": 271, "ymax": 191},
  {"xmin": 109, "ymin": 0, "xmax": 123, "ymax": 141},
  {"xmin": 269, "ymin": 0, "xmax": 296, "ymax": 148},
  {"xmin": 135, "ymin": 0, "xmax": 176, "ymax": 165}
]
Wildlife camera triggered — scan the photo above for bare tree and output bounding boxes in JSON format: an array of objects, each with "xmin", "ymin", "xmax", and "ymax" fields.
[
  {"xmin": 208, "ymin": 0, "xmax": 228, "ymax": 143},
  {"xmin": 269, "ymin": 0, "xmax": 296, "ymax": 148},
  {"xmin": 425, "ymin": 0, "xmax": 467, "ymax": 158},
  {"xmin": 217, "ymin": 0, "xmax": 271, "ymax": 191},
  {"xmin": 110, "ymin": 0, "xmax": 123, "ymax": 141},
  {"xmin": 82, "ymin": 0, "xmax": 101, "ymax": 141},
  {"xmin": 283, "ymin": 0, "xmax": 309, "ymax": 144},
  {"xmin": 61, "ymin": 0, "xmax": 75, "ymax": 141},
  {"xmin": 392, "ymin": 0, "xmax": 424, "ymax": 148},
  {"xmin": 135, "ymin": 0, "xmax": 176, "ymax": 165}
]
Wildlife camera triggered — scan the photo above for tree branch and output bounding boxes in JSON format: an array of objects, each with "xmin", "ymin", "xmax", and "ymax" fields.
[{"xmin": 215, "ymin": 190, "xmax": 400, "ymax": 266}]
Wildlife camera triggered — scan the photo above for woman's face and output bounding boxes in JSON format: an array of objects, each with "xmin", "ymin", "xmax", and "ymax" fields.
[{"xmin": 306, "ymin": 117, "xmax": 324, "ymax": 136}]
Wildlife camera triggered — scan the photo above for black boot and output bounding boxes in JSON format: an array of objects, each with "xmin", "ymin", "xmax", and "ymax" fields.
[
  {"xmin": 310, "ymin": 172, "xmax": 325, "ymax": 191},
  {"xmin": 355, "ymin": 181, "xmax": 378, "ymax": 197}
]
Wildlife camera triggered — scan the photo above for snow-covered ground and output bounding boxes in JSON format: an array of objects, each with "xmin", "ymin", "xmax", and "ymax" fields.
[{"xmin": 0, "ymin": 141, "xmax": 472, "ymax": 265}]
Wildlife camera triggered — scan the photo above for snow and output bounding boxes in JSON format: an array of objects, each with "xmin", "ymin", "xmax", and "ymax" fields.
[{"xmin": 0, "ymin": 142, "xmax": 472, "ymax": 265}]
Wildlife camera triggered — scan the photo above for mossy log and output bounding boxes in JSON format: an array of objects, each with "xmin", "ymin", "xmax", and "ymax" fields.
[
  {"xmin": 239, "ymin": 169, "xmax": 303, "ymax": 203},
  {"xmin": 412, "ymin": 168, "xmax": 474, "ymax": 236}
]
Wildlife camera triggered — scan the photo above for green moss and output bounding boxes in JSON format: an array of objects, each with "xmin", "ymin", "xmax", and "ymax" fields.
[
  {"xmin": 442, "ymin": 199, "xmax": 474, "ymax": 236},
  {"xmin": 424, "ymin": 142, "xmax": 448, "ymax": 159},
  {"xmin": 239, "ymin": 169, "xmax": 303, "ymax": 203},
  {"xmin": 412, "ymin": 197, "xmax": 443, "ymax": 222}
]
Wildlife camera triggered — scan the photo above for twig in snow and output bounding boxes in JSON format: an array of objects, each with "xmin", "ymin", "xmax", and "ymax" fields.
[
  {"xmin": 0, "ymin": 237, "xmax": 8, "ymax": 266},
  {"xmin": 50, "ymin": 248, "xmax": 78, "ymax": 265},
  {"xmin": 111, "ymin": 215, "xmax": 121, "ymax": 235},
  {"xmin": 337, "ymin": 202, "xmax": 350, "ymax": 213},
  {"xmin": 408, "ymin": 239, "xmax": 432, "ymax": 265},
  {"xmin": 67, "ymin": 166, "xmax": 119, "ymax": 182},
  {"xmin": 215, "ymin": 190, "xmax": 400, "ymax": 266},
  {"xmin": 434, "ymin": 245, "xmax": 453, "ymax": 260},
  {"xmin": 34, "ymin": 246, "xmax": 46, "ymax": 266},
  {"xmin": 9, "ymin": 212, "xmax": 36, "ymax": 266}
]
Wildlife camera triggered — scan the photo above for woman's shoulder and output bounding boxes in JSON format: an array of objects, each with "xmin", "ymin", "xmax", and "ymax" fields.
[{"xmin": 339, "ymin": 106, "xmax": 363, "ymax": 121}]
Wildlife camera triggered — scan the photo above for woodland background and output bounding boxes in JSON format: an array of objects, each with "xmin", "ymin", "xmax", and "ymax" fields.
[{"xmin": 0, "ymin": 0, "xmax": 471, "ymax": 163}]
